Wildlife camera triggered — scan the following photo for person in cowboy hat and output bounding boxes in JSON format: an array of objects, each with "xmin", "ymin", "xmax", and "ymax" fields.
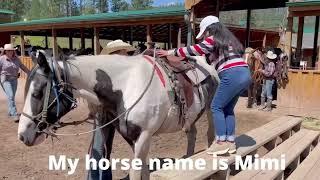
[
  {"xmin": 258, "ymin": 50, "xmax": 277, "ymax": 111},
  {"xmin": 0, "ymin": 44, "xmax": 30, "ymax": 122},
  {"xmin": 87, "ymin": 39, "xmax": 135, "ymax": 180},
  {"xmin": 157, "ymin": 15, "xmax": 252, "ymax": 155},
  {"xmin": 100, "ymin": 39, "xmax": 136, "ymax": 55}
]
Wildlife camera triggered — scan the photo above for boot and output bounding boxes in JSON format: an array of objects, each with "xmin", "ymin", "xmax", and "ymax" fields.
[
  {"xmin": 258, "ymin": 97, "xmax": 266, "ymax": 110},
  {"xmin": 264, "ymin": 99, "xmax": 272, "ymax": 111}
]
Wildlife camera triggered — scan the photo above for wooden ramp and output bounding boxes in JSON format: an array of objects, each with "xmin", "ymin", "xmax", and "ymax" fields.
[{"xmin": 150, "ymin": 116, "xmax": 316, "ymax": 180}]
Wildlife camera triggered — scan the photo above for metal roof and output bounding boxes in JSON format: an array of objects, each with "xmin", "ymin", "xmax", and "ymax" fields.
[
  {"xmin": 0, "ymin": 6, "xmax": 185, "ymax": 32},
  {"xmin": 0, "ymin": 9, "xmax": 15, "ymax": 15},
  {"xmin": 286, "ymin": 0, "xmax": 320, "ymax": 7}
]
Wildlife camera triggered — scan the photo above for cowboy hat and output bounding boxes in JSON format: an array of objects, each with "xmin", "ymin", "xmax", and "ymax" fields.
[
  {"xmin": 100, "ymin": 40, "xmax": 136, "ymax": 55},
  {"xmin": 196, "ymin": 15, "xmax": 219, "ymax": 39},
  {"xmin": 3, "ymin": 44, "xmax": 17, "ymax": 51},
  {"xmin": 266, "ymin": 50, "xmax": 277, "ymax": 60}
]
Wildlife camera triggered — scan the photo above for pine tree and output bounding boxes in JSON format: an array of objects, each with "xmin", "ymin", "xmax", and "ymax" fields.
[
  {"xmin": 111, "ymin": 0, "xmax": 129, "ymax": 12},
  {"xmin": 97, "ymin": 0, "xmax": 109, "ymax": 13},
  {"xmin": 131, "ymin": 0, "xmax": 153, "ymax": 10}
]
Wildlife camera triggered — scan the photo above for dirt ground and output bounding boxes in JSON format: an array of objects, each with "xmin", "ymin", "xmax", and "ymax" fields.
[{"xmin": 0, "ymin": 79, "xmax": 314, "ymax": 180}]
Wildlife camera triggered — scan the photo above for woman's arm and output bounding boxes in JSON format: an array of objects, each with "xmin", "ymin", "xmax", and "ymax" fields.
[{"xmin": 158, "ymin": 36, "xmax": 215, "ymax": 57}]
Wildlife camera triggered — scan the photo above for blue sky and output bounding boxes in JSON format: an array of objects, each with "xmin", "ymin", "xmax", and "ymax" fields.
[{"xmin": 153, "ymin": 0, "xmax": 184, "ymax": 6}]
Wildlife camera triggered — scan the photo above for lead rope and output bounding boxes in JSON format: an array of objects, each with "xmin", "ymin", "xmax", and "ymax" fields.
[{"xmin": 50, "ymin": 49, "xmax": 158, "ymax": 136}]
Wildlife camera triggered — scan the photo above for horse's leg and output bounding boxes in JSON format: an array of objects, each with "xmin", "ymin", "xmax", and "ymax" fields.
[
  {"xmin": 186, "ymin": 123, "xmax": 197, "ymax": 157},
  {"xmin": 130, "ymin": 131, "xmax": 151, "ymax": 180},
  {"xmin": 206, "ymin": 109, "xmax": 215, "ymax": 147},
  {"xmin": 252, "ymin": 82, "xmax": 258, "ymax": 108}
]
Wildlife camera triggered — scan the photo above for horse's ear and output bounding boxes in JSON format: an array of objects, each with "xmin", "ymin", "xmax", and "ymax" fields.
[{"xmin": 37, "ymin": 51, "xmax": 50, "ymax": 72}]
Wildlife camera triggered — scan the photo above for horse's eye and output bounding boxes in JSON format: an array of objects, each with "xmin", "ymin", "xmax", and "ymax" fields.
[{"xmin": 32, "ymin": 91, "xmax": 43, "ymax": 99}]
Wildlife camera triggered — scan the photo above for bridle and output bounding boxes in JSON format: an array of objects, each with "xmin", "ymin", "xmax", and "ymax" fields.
[{"xmin": 22, "ymin": 59, "xmax": 77, "ymax": 134}]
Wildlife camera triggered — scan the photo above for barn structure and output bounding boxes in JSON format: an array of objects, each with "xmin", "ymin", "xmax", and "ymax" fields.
[{"xmin": 277, "ymin": 0, "xmax": 320, "ymax": 116}]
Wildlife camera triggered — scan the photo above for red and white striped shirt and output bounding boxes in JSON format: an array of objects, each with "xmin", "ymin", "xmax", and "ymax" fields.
[{"xmin": 168, "ymin": 36, "xmax": 248, "ymax": 73}]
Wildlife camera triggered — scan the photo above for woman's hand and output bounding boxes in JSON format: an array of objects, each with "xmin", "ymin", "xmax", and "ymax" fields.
[{"xmin": 157, "ymin": 49, "xmax": 169, "ymax": 57}]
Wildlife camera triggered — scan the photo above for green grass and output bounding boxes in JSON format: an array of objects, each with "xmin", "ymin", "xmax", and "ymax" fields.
[{"xmin": 302, "ymin": 117, "xmax": 320, "ymax": 131}]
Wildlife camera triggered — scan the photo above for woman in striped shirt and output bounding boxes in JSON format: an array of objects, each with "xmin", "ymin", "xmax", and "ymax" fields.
[{"xmin": 158, "ymin": 16, "xmax": 252, "ymax": 155}]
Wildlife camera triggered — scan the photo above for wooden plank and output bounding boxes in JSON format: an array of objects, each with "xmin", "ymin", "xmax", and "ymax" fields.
[
  {"xmin": 287, "ymin": 145, "xmax": 320, "ymax": 180},
  {"xmin": 233, "ymin": 129, "xmax": 319, "ymax": 180},
  {"xmin": 289, "ymin": 5, "xmax": 320, "ymax": 12},
  {"xmin": 150, "ymin": 116, "xmax": 302, "ymax": 180},
  {"xmin": 290, "ymin": 10, "xmax": 320, "ymax": 17}
]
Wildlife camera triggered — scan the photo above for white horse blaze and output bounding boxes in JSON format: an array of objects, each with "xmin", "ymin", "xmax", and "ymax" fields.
[{"xmin": 18, "ymin": 81, "xmax": 38, "ymax": 144}]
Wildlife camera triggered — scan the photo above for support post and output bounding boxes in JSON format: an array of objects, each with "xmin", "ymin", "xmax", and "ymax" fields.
[
  {"xmin": 20, "ymin": 31, "xmax": 25, "ymax": 56},
  {"xmin": 94, "ymin": 27, "xmax": 100, "ymax": 55},
  {"xmin": 312, "ymin": 16, "xmax": 319, "ymax": 68},
  {"xmin": 80, "ymin": 28, "xmax": 85, "ymax": 49},
  {"xmin": 146, "ymin": 25, "xmax": 152, "ymax": 49},
  {"xmin": 52, "ymin": 28, "xmax": 58, "ymax": 59},
  {"xmin": 45, "ymin": 34, "xmax": 49, "ymax": 49},
  {"xmin": 69, "ymin": 32, "xmax": 73, "ymax": 50},
  {"xmin": 286, "ymin": 16, "xmax": 293, "ymax": 66},
  {"xmin": 177, "ymin": 25, "xmax": 182, "ymax": 48},
  {"xmin": 245, "ymin": 9, "xmax": 252, "ymax": 47},
  {"xmin": 190, "ymin": 7, "xmax": 195, "ymax": 44},
  {"xmin": 216, "ymin": 0, "xmax": 220, "ymax": 17},
  {"xmin": 130, "ymin": 26, "xmax": 133, "ymax": 45},
  {"xmin": 168, "ymin": 24, "xmax": 172, "ymax": 49},
  {"xmin": 297, "ymin": 17, "xmax": 304, "ymax": 63}
]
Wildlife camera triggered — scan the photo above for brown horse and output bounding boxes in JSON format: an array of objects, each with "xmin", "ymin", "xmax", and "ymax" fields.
[{"xmin": 244, "ymin": 47, "xmax": 265, "ymax": 108}]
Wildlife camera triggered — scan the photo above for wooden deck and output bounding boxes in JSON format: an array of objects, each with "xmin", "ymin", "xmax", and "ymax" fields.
[{"xmin": 151, "ymin": 114, "xmax": 320, "ymax": 180}]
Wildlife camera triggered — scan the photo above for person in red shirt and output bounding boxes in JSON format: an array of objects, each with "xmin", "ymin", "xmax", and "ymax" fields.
[{"xmin": 158, "ymin": 16, "xmax": 252, "ymax": 155}]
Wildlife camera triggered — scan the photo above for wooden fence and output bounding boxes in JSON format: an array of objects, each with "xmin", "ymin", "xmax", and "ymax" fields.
[
  {"xmin": 277, "ymin": 69, "xmax": 320, "ymax": 116},
  {"xmin": 19, "ymin": 56, "xmax": 33, "ymax": 79}
]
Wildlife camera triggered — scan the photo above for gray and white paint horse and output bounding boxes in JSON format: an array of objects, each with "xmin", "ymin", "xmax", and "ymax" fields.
[{"xmin": 18, "ymin": 51, "xmax": 219, "ymax": 179}]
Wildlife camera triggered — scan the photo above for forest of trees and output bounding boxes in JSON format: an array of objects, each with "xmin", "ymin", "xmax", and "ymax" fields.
[{"xmin": 0, "ymin": 0, "xmax": 160, "ymax": 21}]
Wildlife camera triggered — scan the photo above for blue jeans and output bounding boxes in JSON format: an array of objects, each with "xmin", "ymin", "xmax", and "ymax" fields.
[
  {"xmin": 261, "ymin": 79, "xmax": 274, "ymax": 100},
  {"xmin": 88, "ymin": 120, "xmax": 112, "ymax": 180},
  {"xmin": 211, "ymin": 67, "xmax": 251, "ymax": 142},
  {"xmin": 2, "ymin": 79, "xmax": 18, "ymax": 116}
]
